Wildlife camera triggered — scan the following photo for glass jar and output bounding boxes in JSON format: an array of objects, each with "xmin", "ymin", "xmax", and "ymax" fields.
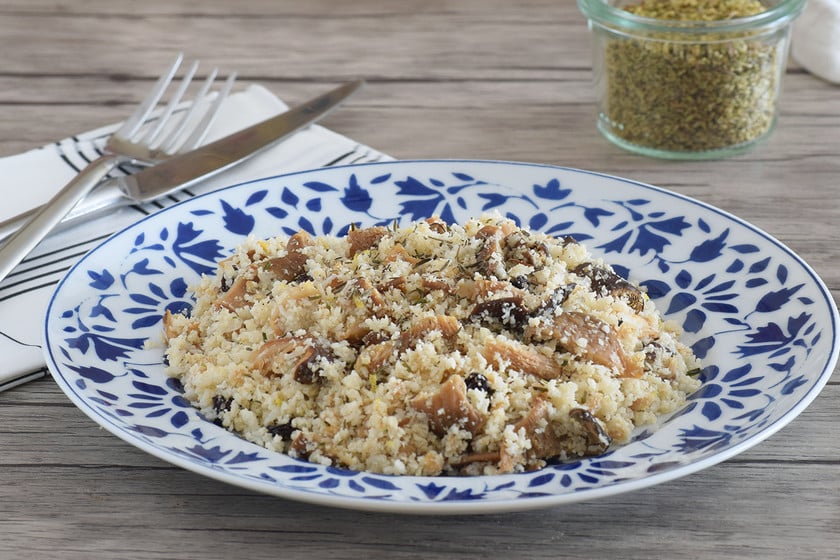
[{"xmin": 577, "ymin": 0, "xmax": 806, "ymax": 159}]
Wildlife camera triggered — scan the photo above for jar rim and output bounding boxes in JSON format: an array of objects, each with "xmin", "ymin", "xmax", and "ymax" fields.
[{"xmin": 577, "ymin": 0, "xmax": 806, "ymax": 33}]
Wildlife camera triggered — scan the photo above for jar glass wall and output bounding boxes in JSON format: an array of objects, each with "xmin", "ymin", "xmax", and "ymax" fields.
[{"xmin": 577, "ymin": 0, "xmax": 806, "ymax": 159}]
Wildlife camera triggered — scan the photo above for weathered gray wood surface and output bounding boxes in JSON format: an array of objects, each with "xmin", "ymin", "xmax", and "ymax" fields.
[{"xmin": 0, "ymin": 1, "xmax": 837, "ymax": 558}]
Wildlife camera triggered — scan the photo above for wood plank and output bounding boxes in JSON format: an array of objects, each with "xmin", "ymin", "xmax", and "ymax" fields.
[{"xmin": 1, "ymin": 460, "xmax": 837, "ymax": 559}]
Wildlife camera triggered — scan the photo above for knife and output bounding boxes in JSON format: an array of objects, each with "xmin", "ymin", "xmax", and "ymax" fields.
[{"xmin": 0, "ymin": 80, "xmax": 364, "ymax": 244}]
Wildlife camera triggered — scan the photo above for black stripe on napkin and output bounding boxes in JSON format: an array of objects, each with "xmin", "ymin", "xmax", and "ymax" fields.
[{"xmin": 0, "ymin": 368, "xmax": 48, "ymax": 392}]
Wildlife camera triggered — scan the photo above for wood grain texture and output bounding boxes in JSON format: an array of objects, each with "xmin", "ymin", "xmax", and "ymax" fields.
[{"xmin": 0, "ymin": 0, "xmax": 837, "ymax": 558}]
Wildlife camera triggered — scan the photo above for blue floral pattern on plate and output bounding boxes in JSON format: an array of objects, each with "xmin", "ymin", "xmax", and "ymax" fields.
[{"xmin": 43, "ymin": 160, "xmax": 838, "ymax": 514}]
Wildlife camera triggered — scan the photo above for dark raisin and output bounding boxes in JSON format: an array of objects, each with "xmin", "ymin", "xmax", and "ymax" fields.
[
  {"xmin": 293, "ymin": 343, "xmax": 333, "ymax": 384},
  {"xmin": 268, "ymin": 421, "xmax": 296, "ymax": 441},
  {"xmin": 220, "ymin": 275, "xmax": 230, "ymax": 293},
  {"xmin": 292, "ymin": 272, "xmax": 313, "ymax": 284},
  {"xmin": 212, "ymin": 395, "xmax": 233, "ymax": 414},
  {"xmin": 469, "ymin": 296, "xmax": 529, "ymax": 331},
  {"xmin": 511, "ymin": 275, "xmax": 529, "ymax": 290},
  {"xmin": 464, "ymin": 372, "xmax": 494, "ymax": 397},
  {"xmin": 361, "ymin": 330, "xmax": 390, "ymax": 346},
  {"xmin": 536, "ymin": 284, "xmax": 575, "ymax": 317}
]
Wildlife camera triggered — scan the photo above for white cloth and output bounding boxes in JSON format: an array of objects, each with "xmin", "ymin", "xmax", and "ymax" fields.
[
  {"xmin": 791, "ymin": 0, "xmax": 840, "ymax": 84},
  {"xmin": 0, "ymin": 84, "xmax": 390, "ymax": 391}
]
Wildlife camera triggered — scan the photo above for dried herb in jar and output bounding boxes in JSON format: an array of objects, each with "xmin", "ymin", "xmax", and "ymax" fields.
[{"xmin": 604, "ymin": 0, "xmax": 778, "ymax": 153}]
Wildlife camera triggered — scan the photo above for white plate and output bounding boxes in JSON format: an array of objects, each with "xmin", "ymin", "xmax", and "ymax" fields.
[{"xmin": 44, "ymin": 160, "xmax": 838, "ymax": 514}]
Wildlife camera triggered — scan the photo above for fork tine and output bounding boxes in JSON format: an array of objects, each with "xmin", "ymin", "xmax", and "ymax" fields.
[
  {"xmin": 168, "ymin": 71, "xmax": 237, "ymax": 154},
  {"xmin": 156, "ymin": 67, "xmax": 219, "ymax": 154},
  {"xmin": 117, "ymin": 53, "xmax": 183, "ymax": 139},
  {"xmin": 141, "ymin": 59, "xmax": 199, "ymax": 146}
]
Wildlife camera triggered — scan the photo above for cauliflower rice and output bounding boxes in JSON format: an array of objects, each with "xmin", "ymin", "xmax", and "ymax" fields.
[{"xmin": 163, "ymin": 215, "xmax": 701, "ymax": 476}]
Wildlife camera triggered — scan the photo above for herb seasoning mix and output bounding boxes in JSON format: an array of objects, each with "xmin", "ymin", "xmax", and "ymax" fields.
[{"xmin": 578, "ymin": 0, "xmax": 806, "ymax": 158}]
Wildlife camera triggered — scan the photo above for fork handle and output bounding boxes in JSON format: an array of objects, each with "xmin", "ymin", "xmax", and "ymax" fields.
[{"xmin": 0, "ymin": 155, "xmax": 117, "ymax": 283}]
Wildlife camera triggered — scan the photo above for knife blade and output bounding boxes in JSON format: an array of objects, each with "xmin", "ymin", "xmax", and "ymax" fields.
[{"xmin": 0, "ymin": 80, "xmax": 363, "ymax": 243}]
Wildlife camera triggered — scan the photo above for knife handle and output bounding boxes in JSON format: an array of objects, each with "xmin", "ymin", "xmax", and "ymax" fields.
[{"xmin": 0, "ymin": 155, "xmax": 116, "ymax": 282}]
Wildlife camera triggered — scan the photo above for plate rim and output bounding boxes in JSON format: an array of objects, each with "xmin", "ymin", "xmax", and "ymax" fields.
[{"xmin": 42, "ymin": 158, "xmax": 840, "ymax": 514}]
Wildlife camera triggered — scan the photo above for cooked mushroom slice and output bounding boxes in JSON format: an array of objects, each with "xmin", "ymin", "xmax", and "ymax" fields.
[
  {"xmin": 217, "ymin": 267, "xmax": 254, "ymax": 311},
  {"xmin": 266, "ymin": 230, "xmax": 313, "ymax": 281},
  {"xmin": 267, "ymin": 251, "xmax": 308, "ymax": 281},
  {"xmin": 468, "ymin": 295, "xmax": 529, "ymax": 331},
  {"xmin": 502, "ymin": 230, "xmax": 548, "ymax": 268},
  {"xmin": 499, "ymin": 400, "xmax": 612, "ymax": 472},
  {"xmin": 289, "ymin": 431, "xmax": 316, "ymax": 459},
  {"xmin": 573, "ymin": 262, "xmax": 644, "ymax": 312},
  {"xmin": 569, "ymin": 407, "xmax": 612, "ymax": 455},
  {"xmin": 338, "ymin": 320, "xmax": 372, "ymax": 347},
  {"xmin": 411, "ymin": 374, "xmax": 485, "ymax": 436},
  {"xmin": 286, "ymin": 230, "xmax": 313, "ymax": 252},
  {"xmin": 345, "ymin": 277, "xmax": 387, "ymax": 316},
  {"xmin": 353, "ymin": 316, "xmax": 459, "ymax": 378},
  {"xmin": 497, "ymin": 397, "xmax": 566, "ymax": 472},
  {"xmin": 455, "ymin": 277, "xmax": 518, "ymax": 300},
  {"xmin": 451, "ymin": 451, "xmax": 502, "ymax": 469},
  {"xmin": 383, "ymin": 243, "xmax": 419, "ymax": 265},
  {"xmin": 400, "ymin": 315, "xmax": 460, "ymax": 348},
  {"xmin": 526, "ymin": 311, "xmax": 641, "ymax": 377},
  {"xmin": 347, "ymin": 225, "xmax": 389, "ymax": 257},
  {"xmin": 425, "ymin": 216, "xmax": 448, "ymax": 234},
  {"xmin": 514, "ymin": 398, "xmax": 570, "ymax": 460},
  {"xmin": 420, "ymin": 276, "xmax": 451, "ymax": 294},
  {"xmin": 250, "ymin": 336, "xmax": 333, "ymax": 384},
  {"xmin": 474, "ymin": 224, "xmax": 508, "ymax": 279},
  {"xmin": 251, "ymin": 336, "xmax": 296, "ymax": 373},
  {"xmin": 379, "ymin": 276, "xmax": 406, "ymax": 293},
  {"xmin": 291, "ymin": 342, "xmax": 334, "ymax": 384},
  {"xmin": 482, "ymin": 337, "xmax": 565, "ymax": 380},
  {"xmin": 353, "ymin": 339, "xmax": 399, "ymax": 378}
]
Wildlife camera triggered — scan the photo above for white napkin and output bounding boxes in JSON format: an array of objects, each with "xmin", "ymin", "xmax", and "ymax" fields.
[
  {"xmin": 791, "ymin": 0, "xmax": 840, "ymax": 84},
  {"xmin": 0, "ymin": 84, "xmax": 391, "ymax": 392}
]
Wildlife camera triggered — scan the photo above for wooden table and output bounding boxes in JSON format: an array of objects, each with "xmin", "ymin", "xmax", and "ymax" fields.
[{"xmin": 2, "ymin": 1, "xmax": 838, "ymax": 558}]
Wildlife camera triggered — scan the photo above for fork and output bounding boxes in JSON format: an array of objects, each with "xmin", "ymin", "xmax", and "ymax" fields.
[{"xmin": 0, "ymin": 53, "xmax": 236, "ymax": 283}]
